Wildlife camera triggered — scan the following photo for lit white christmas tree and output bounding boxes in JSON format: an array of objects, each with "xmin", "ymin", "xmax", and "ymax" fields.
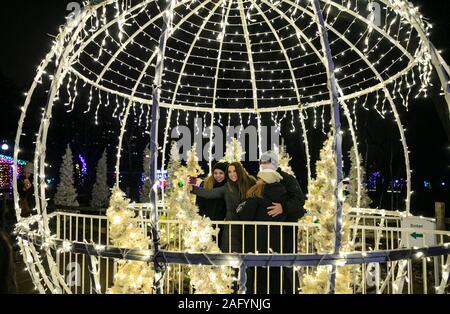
[
  {"xmin": 274, "ymin": 140, "xmax": 295, "ymax": 176},
  {"xmin": 168, "ymin": 144, "xmax": 233, "ymax": 294},
  {"xmin": 300, "ymin": 134, "xmax": 358, "ymax": 294},
  {"xmin": 165, "ymin": 142, "xmax": 182, "ymax": 198},
  {"xmin": 160, "ymin": 142, "xmax": 185, "ymax": 249},
  {"xmin": 91, "ymin": 150, "xmax": 110, "ymax": 208},
  {"xmin": 221, "ymin": 137, "xmax": 245, "ymax": 163},
  {"xmin": 106, "ymin": 187, "xmax": 154, "ymax": 294},
  {"xmin": 346, "ymin": 146, "xmax": 372, "ymax": 209},
  {"xmin": 54, "ymin": 145, "xmax": 79, "ymax": 207},
  {"xmin": 140, "ymin": 146, "xmax": 151, "ymax": 203}
]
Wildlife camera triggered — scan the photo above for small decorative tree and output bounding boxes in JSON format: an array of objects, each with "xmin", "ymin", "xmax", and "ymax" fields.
[
  {"xmin": 54, "ymin": 145, "xmax": 79, "ymax": 207},
  {"xmin": 221, "ymin": 137, "xmax": 245, "ymax": 163},
  {"xmin": 161, "ymin": 142, "xmax": 187, "ymax": 249},
  {"xmin": 274, "ymin": 140, "xmax": 295, "ymax": 176},
  {"xmin": 300, "ymin": 134, "xmax": 358, "ymax": 294},
  {"xmin": 91, "ymin": 150, "xmax": 110, "ymax": 208},
  {"xmin": 167, "ymin": 144, "xmax": 233, "ymax": 294},
  {"xmin": 140, "ymin": 146, "xmax": 151, "ymax": 203},
  {"xmin": 346, "ymin": 146, "xmax": 372, "ymax": 209},
  {"xmin": 106, "ymin": 187, "xmax": 154, "ymax": 294},
  {"xmin": 167, "ymin": 142, "xmax": 182, "ymax": 184}
]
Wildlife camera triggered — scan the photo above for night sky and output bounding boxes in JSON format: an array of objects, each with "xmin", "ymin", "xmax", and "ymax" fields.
[{"xmin": 0, "ymin": 0, "xmax": 449, "ymax": 214}]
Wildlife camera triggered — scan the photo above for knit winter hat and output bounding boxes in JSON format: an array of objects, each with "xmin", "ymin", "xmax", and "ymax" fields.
[
  {"xmin": 259, "ymin": 151, "xmax": 279, "ymax": 169},
  {"xmin": 213, "ymin": 162, "xmax": 229, "ymax": 173},
  {"xmin": 257, "ymin": 168, "xmax": 283, "ymax": 184}
]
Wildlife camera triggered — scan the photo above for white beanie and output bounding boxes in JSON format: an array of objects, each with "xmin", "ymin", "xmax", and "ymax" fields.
[
  {"xmin": 257, "ymin": 169, "xmax": 283, "ymax": 184},
  {"xmin": 260, "ymin": 151, "xmax": 279, "ymax": 170}
]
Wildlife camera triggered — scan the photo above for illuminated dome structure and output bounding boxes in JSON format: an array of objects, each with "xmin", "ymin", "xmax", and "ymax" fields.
[{"xmin": 13, "ymin": 0, "xmax": 450, "ymax": 294}]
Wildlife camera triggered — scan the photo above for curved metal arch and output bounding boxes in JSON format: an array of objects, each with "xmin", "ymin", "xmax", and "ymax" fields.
[
  {"xmin": 260, "ymin": 0, "xmax": 363, "ymax": 207},
  {"xmin": 160, "ymin": 0, "xmax": 221, "ymax": 184},
  {"xmin": 71, "ymin": 0, "xmax": 419, "ymax": 115},
  {"xmin": 70, "ymin": 0, "xmax": 420, "ymax": 117},
  {"xmin": 114, "ymin": 50, "xmax": 158, "ymax": 187},
  {"xmin": 66, "ymin": 0, "xmax": 160, "ymax": 77},
  {"xmin": 35, "ymin": 11, "xmax": 97, "ymax": 294},
  {"xmin": 207, "ymin": 0, "xmax": 234, "ymax": 174},
  {"xmin": 13, "ymin": 48, "xmax": 58, "ymax": 293},
  {"xmin": 237, "ymin": 0, "xmax": 262, "ymax": 157},
  {"xmin": 94, "ymin": 0, "xmax": 206, "ymax": 85},
  {"xmin": 280, "ymin": 0, "xmax": 412, "ymax": 212},
  {"xmin": 13, "ymin": 2, "xmax": 104, "ymax": 295},
  {"xmin": 395, "ymin": 3, "xmax": 450, "ymax": 118},
  {"xmin": 317, "ymin": 16, "xmax": 412, "ymax": 213},
  {"xmin": 115, "ymin": 0, "xmax": 216, "ymax": 187},
  {"xmin": 250, "ymin": 0, "xmax": 312, "ymax": 182},
  {"xmin": 69, "ymin": 58, "xmax": 418, "ymax": 113},
  {"xmin": 319, "ymin": 0, "xmax": 414, "ymax": 62}
]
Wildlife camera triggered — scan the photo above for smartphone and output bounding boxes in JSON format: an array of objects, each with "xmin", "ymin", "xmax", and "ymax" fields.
[{"xmin": 189, "ymin": 177, "xmax": 197, "ymax": 185}]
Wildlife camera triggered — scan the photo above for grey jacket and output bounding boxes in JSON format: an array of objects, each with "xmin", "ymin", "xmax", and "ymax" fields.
[{"xmin": 192, "ymin": 184, "xmax": 243, "ymax": 220}]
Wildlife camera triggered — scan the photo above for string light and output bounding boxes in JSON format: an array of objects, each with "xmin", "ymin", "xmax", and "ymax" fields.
[{"xmin": 13, "ymin": 0, "xmax": 449, "ymax": 296}]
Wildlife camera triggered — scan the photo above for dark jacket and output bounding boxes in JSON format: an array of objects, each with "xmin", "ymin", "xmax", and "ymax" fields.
[
  {"xmin": 17, "ymin": 175, "xmax": 36, "ymax": 210},
  {"xmin": 275, "ymin": 170, "xmax": 303, "ymax": 293},
  {"xmin": 234, "ymin": 183, "xmax": 288, "ymax": 254},
  {"xmin": 196, "ymin": 180, "xmax": 227, "ymax": 221},
  {"xmin": 277, "ymin": 168, "xmax": 306, "ymax": 222},
  {"xmin": 192, "ymin": 184, "xmax": 243, "ymax": 220},
  {"xmin": 234, "ymin": 183, "xmax": 289, "ymax": 294}
]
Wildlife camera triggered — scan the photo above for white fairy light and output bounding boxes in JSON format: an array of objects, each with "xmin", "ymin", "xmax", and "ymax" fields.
[{"xmin": 13, "ymin": 0, "xmax": 450, "ymax": 295}]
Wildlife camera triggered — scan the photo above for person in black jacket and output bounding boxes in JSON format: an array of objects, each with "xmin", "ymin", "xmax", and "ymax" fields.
[
  {"xmin": 259, "ymin": 151, "xmax": 305, "ymax": 221},
  {"xmin": 196, "ymin": 162, "xmax": 228, "ymax": 246},
  {"xmin": 189, "ymin": 162, "xmax": 256, "ymax": 253},
  {"xmin": 17, "ymin": 163, "xmax": 35, "ymax": 218},
  {"xmin": 196, "ymin": 162, "xmax": 228, "ymax": 220},
  {"xmin": 233, "ymin": 169, "xmax": 288, "ymax": 294},
  {"xmin": 259, "ymin": 151, "xmax": 306, "ymax": 293}
]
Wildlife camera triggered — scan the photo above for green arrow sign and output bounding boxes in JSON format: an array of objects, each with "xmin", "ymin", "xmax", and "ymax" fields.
[{"xmin": 410, "ymin": 232, "xmax": 423, "ymax": 239}]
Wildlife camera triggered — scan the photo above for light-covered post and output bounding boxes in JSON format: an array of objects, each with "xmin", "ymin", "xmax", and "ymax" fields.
[
  {"xmin": 310, "ymin": 0, "xmax": 344, "ymax": 294},
  {"xmin": 149, "ymin": 0, "xmax": 176, "ymax": 294}
]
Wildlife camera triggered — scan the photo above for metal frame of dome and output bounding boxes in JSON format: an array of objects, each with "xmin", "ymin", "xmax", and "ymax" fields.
[{"xmin": 11, "ymin": 0, "xmax": 450, "ymax": 294}]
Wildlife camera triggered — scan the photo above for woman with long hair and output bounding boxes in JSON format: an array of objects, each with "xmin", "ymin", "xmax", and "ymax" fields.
[
  {"xmin": 196, "ymin": 162, "xmax": 228, "ymax": 246},
  {"xmin": 196, "ymin": 162, "xmax": 228, "ymax": 221},
  {"xmin": 234, "ymin": 168, "xmax": 289, "ymax": 294},
  {"xmin": 189, "ymin": 162, "xmax": 256, "ymax": 252},
  {"xmin": 17, "ymin": 163, "xmax": 35, "ymax": 218}
]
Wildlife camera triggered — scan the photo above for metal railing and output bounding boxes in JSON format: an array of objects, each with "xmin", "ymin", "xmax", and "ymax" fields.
[{"xmin": 46, "ymin": 210, "xmax": 450, "ymax": 294}]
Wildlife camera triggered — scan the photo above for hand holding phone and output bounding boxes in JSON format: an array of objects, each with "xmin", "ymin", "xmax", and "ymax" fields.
[{"xmin": 188, "ymin": 176, "xmax": 197, "ymax": 185}]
